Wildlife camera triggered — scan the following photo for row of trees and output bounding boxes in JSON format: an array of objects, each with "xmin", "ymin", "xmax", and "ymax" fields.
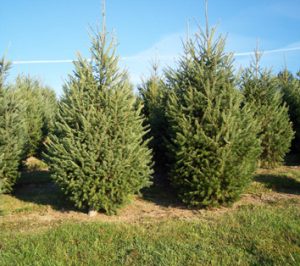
[
  {"xmin": 1, "ymin": 23, "xmax": 299, "ymax": 214},
  {"xmin": 0, "ymin": 58, "xmax": 57, "ymax": 193},
  {"xmin": 140, "ymin": 29, "xmax": 295, "ymax": 207}
]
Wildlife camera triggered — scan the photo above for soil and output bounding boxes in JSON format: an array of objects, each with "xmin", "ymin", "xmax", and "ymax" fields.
[{"xmin": 2, "ymin": 189, "xmax": 299, "ymax": 230}]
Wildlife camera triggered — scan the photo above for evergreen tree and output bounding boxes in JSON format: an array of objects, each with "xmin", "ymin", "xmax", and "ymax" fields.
[
  {"xmin": 277, "ymin": 70, "xmax": 300, "ymax": 152},
  {"xmin": 241, "ymin": 53, "xmax": 294, "ymax": 168},
  {"xmin": 138, "ymin": 63, "xmax": 169, "ymax": 172},
  {"xmin": 14, "ymin": 76, "xmax": 43, "ymax": 157},
  {"xmin": 0, "ymin": 57, "xmax": 24, "ymax": 193},
  {"xmin": 13, "ymin": 76, "xmax": 57, "ymax": 157},
  {"xmin": 164, "ymin": 26, "xmax": 261, "ymax": 207},
  {"xmin": 45, "ymin": 30, "xmax": 153, "ymax": 214},
  {"xmin": 39, "ymin": 86, "xmax": 57, "ymax": 140}
]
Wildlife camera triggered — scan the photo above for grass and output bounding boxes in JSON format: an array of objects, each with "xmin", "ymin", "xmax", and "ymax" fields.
[
  {"xmin": 255, "ymin": 167, "xmax": 300, "ymax": 194},
  {"xmin": 0, "ymin": 158, "xmax": 300, "ymax": 265},
  {"xmin": 1, "ymin": 172, "xmax": 70, "ymax": 216},
  {"xmin": 1, "ymin": 202, "xmax": 299, "ymax": 265},
  {"xmin": 22, "ymin": 156, "xmax": 48, "ymax": 172}
]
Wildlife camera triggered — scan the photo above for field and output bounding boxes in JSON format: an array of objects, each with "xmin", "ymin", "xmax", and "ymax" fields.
[{"xmin": 1, "ymin": 158, "xmax": 300, "ymax": 265}]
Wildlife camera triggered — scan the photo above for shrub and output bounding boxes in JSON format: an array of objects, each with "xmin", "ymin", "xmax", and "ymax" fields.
[
  {"xmin": 0, "ymin": 58, "xmax": 25, "ymax": 193},
  {"xmin": 241, "ymin": 54, "xmax": 294, "ymax": 168},
  {"xmin": 164, "ymin": 27, "xmax": 261, "ymax": 207},
  {"xmin": 45, "ymin": 30, "xmax": 153, "ymax": 214}
]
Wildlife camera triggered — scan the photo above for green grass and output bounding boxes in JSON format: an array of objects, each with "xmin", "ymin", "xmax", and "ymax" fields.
[
  {"xmin": 255, "ymin": 168, "xmax": 300, "ymax": 194},
  {"xmin": 246, "ymin": 166, "xmax": 300, "ymax": 196},
  {"xmin": 0, "ymin": 163, "xmax": 300, "ymax": 265},
  {"xmin": 0, "ymin": 160, "xmax": 73, "ymax": 216},
  {"xmin": 0, "ymin": 202, "xmax": 299, "ymax": 265}
]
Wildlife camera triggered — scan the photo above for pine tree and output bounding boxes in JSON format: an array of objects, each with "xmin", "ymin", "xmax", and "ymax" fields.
[
  {"xmin": 45, "ymin": 30, "xmax": 153, "ymax": 214},
  {"xmin": 164, "ymin": 25, "xmax": 261, "ymax": 207},
  {"xmin": 138, "ymin": 63, "xmax": 169, "ymax": 173},
  {"xmin": 241, "ymin": 52, "xmax": 294, "ymax": 168},
  {"xmin": 277, "ymin": 70, "xmax": 300, "ymax": 152},
  {"xmin": 0, "ymin": 57, "xmax": 24, "ymax": 193},
  {"xmin": 13, "ymin": 76, "xmax": 57, "ymax": 157},
  {"xmin": 39, "ymin": 86, "xmax": 57, "ymax": 139},
  {"xmin": 14, "ymin": 76, "xmax": 43, "ymax": 157}
]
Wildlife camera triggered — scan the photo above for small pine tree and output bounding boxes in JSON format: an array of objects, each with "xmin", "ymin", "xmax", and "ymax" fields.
[
  {"xmin": 0, "ymin": 57, "xmax": 24, "ymax": 193},
  {"xmin": 164, "ymin": 26, "xmax": 261, "ymax": 207},
  {"xmin": 241, "ymin": 52, "xmax": 294, "ymax": 168},
  {"xmin": 138, "ymin": 63, "xmax": 169, "ymax": 172},
  {"xmin": 45, "ymin": 30, "xmax": 153, "ymax": 214},
  {"xmin": 277, "ymin": 70, "xmax": 300, "ymax": 152}
]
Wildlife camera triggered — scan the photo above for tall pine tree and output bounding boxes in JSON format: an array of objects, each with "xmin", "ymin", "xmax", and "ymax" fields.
[
  {"xmin": 164, "ymin": 25, "xmax": 261, "ymax": 207},
  {"xmin": 241, "ymin": 52, "xmax": 294, "ymax": 168},
  {"xmin": 45, "ymin": 29, "xmax": 153, "ymax": 214},
  {"xmin": 0, "ymin": 57, "xmax": 24, "ymax": 193}
]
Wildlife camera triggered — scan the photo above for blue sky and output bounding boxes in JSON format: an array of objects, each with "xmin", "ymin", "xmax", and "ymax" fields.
[{"xmin": 1, "ymin": 0, "xmax": 300, "ymax": 95}]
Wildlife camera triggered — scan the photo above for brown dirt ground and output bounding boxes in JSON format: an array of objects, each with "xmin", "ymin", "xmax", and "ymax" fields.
[{"xmin": 2, "ymin": 190, "xmax": 299, "ymax": 231}]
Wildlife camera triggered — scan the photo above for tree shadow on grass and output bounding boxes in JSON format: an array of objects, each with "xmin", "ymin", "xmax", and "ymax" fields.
[
  {"xmin": 141, "ymin": 183, "xmax": 184, "ymax": 208},
  {"xmin": 13, "ymin": 171, "xmax": 76, "ymax": 212},
  {"xmin": 14, "ymin": 170, "xmax": 197, "ymax": 212},
  {"xmin": 254, "ymin": 173, "xmax": 300, "ymax": 195},
  {"xmin": 17, "ymin": 171, "xmax": 52, "ymax": 185},
  {"xmin": 140, "ymin": 172, "xmax": 194, "ymax": 210}
]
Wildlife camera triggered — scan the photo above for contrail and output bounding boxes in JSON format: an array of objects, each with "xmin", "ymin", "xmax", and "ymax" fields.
[
  {"xmin": 12, "ymin": 59, "xmax": 75, "ymax": 65},
  {"xmin": 234, "ymin": 46, "xmax": 300, "ymax": 57},
  {"xmin": 11, "ymin": 46, "xmax": 300, "ymax": 65}
]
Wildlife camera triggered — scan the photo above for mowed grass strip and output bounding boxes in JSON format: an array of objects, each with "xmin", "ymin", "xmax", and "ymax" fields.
[{"xmin": 1, "ymin": 201, "xmax": 299, "ymax": 266}]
